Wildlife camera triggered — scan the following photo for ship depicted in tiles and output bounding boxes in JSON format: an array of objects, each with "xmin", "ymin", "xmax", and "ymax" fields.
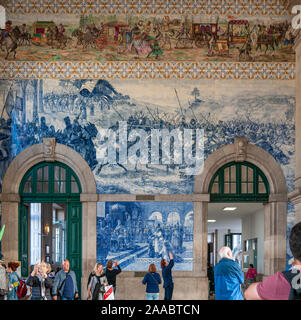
[{"xmin": 0, "ymin": 14, "xmax": 296, "ymax": 62}]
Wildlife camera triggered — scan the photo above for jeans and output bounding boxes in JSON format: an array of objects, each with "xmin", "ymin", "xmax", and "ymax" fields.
[
  {"xmin": 146, "ymin": 293, "xmax": 159, "ymax": 300},
  {"xmin": 61, "ymin": 296, "xmax": 74, "ymax": 300},
  {"xmin": 164, "ymin": 284, "xmax": 174, "ymax": 300}
]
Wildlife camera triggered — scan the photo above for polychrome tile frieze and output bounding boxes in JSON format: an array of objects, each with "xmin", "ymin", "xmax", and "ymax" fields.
[{"xmin": 1, "ymin": 0, "xmax": 289, "ymax": 16}]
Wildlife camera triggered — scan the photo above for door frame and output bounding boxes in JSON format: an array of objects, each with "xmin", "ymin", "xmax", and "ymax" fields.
[
  {"xmin": 194, "ymin": 138, "xmax": 288, "ymax": 278},
  {"xmin": 1, "ymin": 139, "xmax": 97, "ymax": 298}
]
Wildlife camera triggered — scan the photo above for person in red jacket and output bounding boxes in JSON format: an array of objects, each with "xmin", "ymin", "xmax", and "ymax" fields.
[{"xmin": 245, "ymin": 264, "xmax": 258, "ymax": 287}]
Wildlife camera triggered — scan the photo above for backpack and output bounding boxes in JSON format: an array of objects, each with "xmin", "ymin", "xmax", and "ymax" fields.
[
  {"xmin": 282, "ymin": 270, "xmax": 301, "ymax": 300},
  {"xmin": 92, "ymin": 275, "xmax": 105, "ymax": 301},
  {"xmin": 16, "ymin": 279, "xmax": 28, "ymax": 299}
]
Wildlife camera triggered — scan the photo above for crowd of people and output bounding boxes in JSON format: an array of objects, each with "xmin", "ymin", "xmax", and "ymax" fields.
[
  {"xmin": 0, "ymin": 222, "xmax": 300, "ymax": 300},
  {"xmin": 212, "ymin": 221, "xmax": 301, "ymax": 300},
  {"xmin": 0, "ymin": 252, "xmax": 175, "ymax": 301}
]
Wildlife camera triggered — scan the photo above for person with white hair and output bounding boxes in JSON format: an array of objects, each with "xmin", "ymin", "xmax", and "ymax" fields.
[{"xmin": 213, "ymin": 246, "xmax": 244, "ymax": 300}]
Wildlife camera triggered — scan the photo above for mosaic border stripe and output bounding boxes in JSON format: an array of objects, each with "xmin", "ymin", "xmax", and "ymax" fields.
[
  {"xmin": 0, "ymin": 61, "xmax": 295, "ymax": 80},
  {"xmin": 1, "ymin": 0, "xmax": 289, "ymax": 16}
]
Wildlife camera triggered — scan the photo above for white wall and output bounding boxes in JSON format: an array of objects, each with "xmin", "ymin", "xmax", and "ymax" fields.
[
  {"xmin": 242, "ymin": 208, "xmax": 264, "ymax": 274},
  {"xmin": 215, "ymin": 227, "xmax": 241, "ymax": 263}
]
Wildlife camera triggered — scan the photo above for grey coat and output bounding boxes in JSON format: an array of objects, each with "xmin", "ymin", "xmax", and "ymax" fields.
[
  {"xmin": 52, "ymin": 270, "xmax": 78, "ymax": 298},
  {"xmin": 0, "ymin": 265, "xmax": 7, "ymax": 292},
  {"xmin": 88, "ymin": 273, "xmax": 107, "ymax": 300}
]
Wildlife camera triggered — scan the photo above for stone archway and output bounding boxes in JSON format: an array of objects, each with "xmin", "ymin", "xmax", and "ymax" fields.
[
  {"xmin": 194, "ymin": 138, "xmax": 287, "ymax": 278},
  {"xmin": 0, "ymin": 138, "xmax": 97, "ymax": 294}
]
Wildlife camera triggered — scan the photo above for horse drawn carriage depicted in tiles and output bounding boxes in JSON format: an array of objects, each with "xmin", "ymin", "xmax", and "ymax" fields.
[
  {"xmin": 101, "ymin": 21, "xmax": 129, "ymax": 50},
  {"xmin": 227, "ymin": 20, "xmax": 249, "ymax": 45},
  {"xmin": 31, "ymin": 21, "xmax": 56, "ymax": 45},
  {"xmin": 192, "ymin": 23, "xmax": 218, "ymax": 48},
  {"xmin": 213, "ymin": 20, "xmax": 249, "ymax": 56}
]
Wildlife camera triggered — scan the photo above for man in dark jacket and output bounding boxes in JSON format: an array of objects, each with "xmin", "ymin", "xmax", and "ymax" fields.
[
  {"xmin": 53, "ymin": 259, "xmax": 78, "ymax": 300},
  {"xmin": 214, "ymin": 246, "xmax": 244, "ymax": 300},
  {"xmin": 161, "ymin": 252, "xmax": 174, "ymax": 300}
]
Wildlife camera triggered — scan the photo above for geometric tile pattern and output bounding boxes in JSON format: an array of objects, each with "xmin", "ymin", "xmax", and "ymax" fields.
[
  {"xmin": 2, "ymin": 0, "xmax": 289, "ymax": 16},
  {"xmin": 0, "ymin": 61, "xmax": 295, "ymax": 80}
]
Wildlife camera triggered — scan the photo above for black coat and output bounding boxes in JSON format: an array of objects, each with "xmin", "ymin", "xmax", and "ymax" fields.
[{"xmin": 26, "ymin": 275, "xmax": 53, "ymax": 300}]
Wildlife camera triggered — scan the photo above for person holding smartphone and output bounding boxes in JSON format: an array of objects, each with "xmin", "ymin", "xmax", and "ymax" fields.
[
  {"xmin": 105, "ymin": 260, "xmax": 122, "ymax": 296},
  {"xmin": 26, "ymin": 262, "xmax": 53, "ymax": 300},
  {"xmin": 161, "ymin": 252, "xmax": 174, "ymax": 300}
]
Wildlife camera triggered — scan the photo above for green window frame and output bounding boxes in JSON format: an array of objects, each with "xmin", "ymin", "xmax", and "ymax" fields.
[
  {"xmin": 209, "ymin": 161, "xmax": 270, "ymax": 202},
  {"xmin": 19, "ymin": 162, "xmax": 82, "ymax": 202},
  {"xmin": 225, "ymin": 233, "xmax": 242, "ymax": 251}
]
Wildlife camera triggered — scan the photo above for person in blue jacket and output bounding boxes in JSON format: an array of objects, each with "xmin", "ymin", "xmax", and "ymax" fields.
[
  {"xmin": 214, "ymin": 246, "xmax": 244, "ymax": 300},
  {"xmin": 161, "ymin": 252, "xmax": 174, "ymax": 300},
  {"xmin": 142, "ymin": 263, "xmax": 162, "ymax": 300}
]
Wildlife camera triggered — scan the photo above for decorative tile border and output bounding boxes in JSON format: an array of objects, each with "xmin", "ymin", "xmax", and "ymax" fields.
[
  {"xmin": 0, "ymin": 61, "xmax": 295, "ymax": 80},
  {"xmin": 1, "ymin": 0, "xmax": 289, "ymax": 16}
]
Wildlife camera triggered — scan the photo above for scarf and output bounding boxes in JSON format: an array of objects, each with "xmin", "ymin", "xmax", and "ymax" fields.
[{"xmin": 37, "ymin": 273, "xmax": 47, "ymax": 300}]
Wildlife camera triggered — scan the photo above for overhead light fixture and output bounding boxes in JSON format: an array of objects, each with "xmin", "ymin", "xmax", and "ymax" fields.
[
  {"xmin": 44, "ymin": 224, "xmax": 50, "ymax": 235},
  {"xmin": 223, "ymin": 207, "xmax": 237, "ymax": 211},
  {"xmin": 208, "ymin": 220, "xmax": 216, "ymax": 223}
]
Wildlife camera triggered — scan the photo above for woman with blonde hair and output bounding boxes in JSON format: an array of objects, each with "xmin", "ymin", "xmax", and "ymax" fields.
[
  {"xmin": 87, "ymin": 262, "xmax": 108, "ymax": 300},
  {"xmin": 142, "ymin": 263, "xmax": 162, "ymax": 300},
  {"xmin": 26, "ymin": 261, "xmax": 53, "ymax": 300}
]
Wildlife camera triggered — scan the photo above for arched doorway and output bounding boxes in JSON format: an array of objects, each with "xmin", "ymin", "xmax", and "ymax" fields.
[
  {"xmin": 194, "ymin": 138, "xmax": 287, "ymax": 284},
  {"xmin": 209, "ymin": 161, "xmax": 270, "ymax": 202},
  {"xmin": 18, "ymin": 161, "xmax": 82, "ymax": 292},
  {"xmin": 0, "ymin": 138, "xmax": 97, "ymax": 297},
  {"xmin": 208, "ymin": 161, "xmax": 270, "ymax": 278}
]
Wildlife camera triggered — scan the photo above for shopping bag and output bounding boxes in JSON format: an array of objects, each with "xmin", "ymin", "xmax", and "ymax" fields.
[{"xmin": 103, "ymin": 285, "xmax": 114, "ymax": 300}]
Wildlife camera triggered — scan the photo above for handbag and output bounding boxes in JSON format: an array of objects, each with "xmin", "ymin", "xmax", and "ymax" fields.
[
  {"xmin": 149, "ymin": 272, "xmax": 160, "ymax": 285},
  {"xmin": 0, "ymin": 288, "xmax": 7, "ymax": 296},
  {"xmin": 57, "ymin": 271, "xmax": 69, "ymax": 298}
]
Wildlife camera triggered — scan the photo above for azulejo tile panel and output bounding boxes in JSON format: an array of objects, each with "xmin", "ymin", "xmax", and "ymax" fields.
[
  {"xmin": 1, "ymin": 0, "xmax": 289, "ymax": 16},
  {"xmin": 0, "ymin": 61, "xmax": 295, "ymax": 79}
]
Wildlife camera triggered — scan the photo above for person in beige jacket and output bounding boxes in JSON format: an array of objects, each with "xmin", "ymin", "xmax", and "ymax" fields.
[{"xmin": 0, "ymin": 259, "xmax": 8, "ymax": 300}]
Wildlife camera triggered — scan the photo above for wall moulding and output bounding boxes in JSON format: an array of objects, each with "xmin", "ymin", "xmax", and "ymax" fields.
[
  {"xmin": 1, "ymin": 0, "xmax": 289, "ymax": 16},
  {"xmin": 0, "ymin": 61, "xmax": 296, "ymax": 80},
  {"xmin": 97, "ymin": 194, "xmax": 210, "ymax": 202}
]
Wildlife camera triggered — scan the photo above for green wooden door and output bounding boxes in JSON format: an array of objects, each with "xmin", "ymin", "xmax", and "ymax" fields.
[
  {"xmin": 67, "ymin": 202, "xmax": 82, "ymax": 297},
  {"xmin": 19, "ymin": 161, "xmax": 82, "ymax": 290},
  {"xmin": 19, "ymin": 203, "xmax": 29, "ymax": 277}
]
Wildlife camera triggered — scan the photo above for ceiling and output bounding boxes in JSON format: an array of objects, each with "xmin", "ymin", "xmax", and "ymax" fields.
[{"xmin": 208, "ymin": 202, "xmax": 264, "ymax": 231}]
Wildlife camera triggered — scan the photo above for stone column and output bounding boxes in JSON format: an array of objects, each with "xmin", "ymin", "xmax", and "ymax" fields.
[
  {"xmin": 80, "ymin": 194, "xmax": 98, "ymax": 299},
  {"xmin": 288, "ymin": 0, "xmax": 301, "ymax": 222},
  {"xmin": 0, "ymin": 194, "xmax": 20, "ymax": 262},
  {"xmin": 214, "ymin": 229, "xmax": 218, "ymax": 265},
  {"xmin": 264, "ymin": 198, "xmax": 287, "ymax": 277},
  {"xmin": 193, "ymin": 200, "xmax": 208, "ymax": 276}
]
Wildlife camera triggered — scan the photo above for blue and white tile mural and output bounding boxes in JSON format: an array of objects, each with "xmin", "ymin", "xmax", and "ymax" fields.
[
  {"xmin": 97, "ymin": 202, "xmax": 194, "ymax": 271},
  {"xmin": 0, "ymin": 78, "xmax": 296, "ymax": 264},
  {"xmin": 0, "ymin": 79, "xmax": 295, "ymax": 194}
]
